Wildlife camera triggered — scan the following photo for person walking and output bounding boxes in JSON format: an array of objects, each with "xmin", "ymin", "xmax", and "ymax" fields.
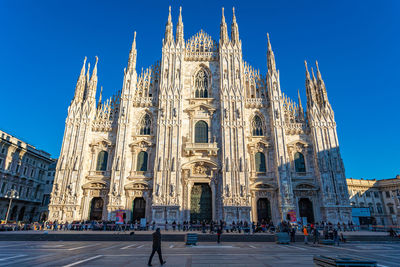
[
  {"xmin": 313, "ymin": 227, "xmax": 320, "ymax": 244},
  {"xmin": 217, "ymin": 226, "xmax": 222, "ymax": 244},
  {"xmin": 290, "ymin": 227, "xmax": 296, "ymax": 242},
  {"xmin": 148, "ymin": 228, "xmax": 166, "ymax": 266},
  {"xmin": 333, "ymin": 228, "xmax": 339, "ymax": 246},
  {"xmin": 303, "ymin": 226, "xmax": 309, "ymax": 244}
]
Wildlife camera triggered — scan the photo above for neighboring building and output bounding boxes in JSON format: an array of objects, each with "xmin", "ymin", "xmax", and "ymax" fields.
[
  {"xmin": 0, "ymin": 130, "xmax": 55, "ymax": 222},
  {"xmin": 38, "ymin": 160, "xmax": 57, "ymax": 222},
  {"xmin": 49, "ymin": 7, "xmax": 351, "ymax": 224},
  {"xmin": 347, "ymin": 175, "xmax": 400, "ymax": 226}
]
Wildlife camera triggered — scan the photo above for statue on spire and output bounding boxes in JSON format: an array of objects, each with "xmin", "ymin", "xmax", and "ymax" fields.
[
  {"xmin": 231, "ymin": 7, "xmax": 240, "ymax": 45},
  {"xmin": 128, "ymin": 31, "xmax": 137, "ymax": 71},
  {"xmin": 267, "ymin": 33, "xmax": 276, "ymax": 73},
  {"xmin": 176, "ymin": 6, "xmax": 184, "ymax": 44},
  {"xmin": 164, "ymin": 6, "xmax": 174, "ymax": 45},
  {"xmin": 220, "ymin": 7, "xmax": 229, "ymax": 45}
]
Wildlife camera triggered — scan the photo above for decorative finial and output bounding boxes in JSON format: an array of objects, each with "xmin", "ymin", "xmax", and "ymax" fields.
[
  {"xmin": 232, "ymin": 6, "xmax": 236, "ymax": 22},
  {"xmin": 168, "ymin": 6, "xmax": 172, "ymax": 22},
  {"xmin": 315, "ymin": 60, "xmax": 322, "ymax": 79},
  {"xmin": 267, "ymin": 33, "xmax": 271, "ymax": 49}
]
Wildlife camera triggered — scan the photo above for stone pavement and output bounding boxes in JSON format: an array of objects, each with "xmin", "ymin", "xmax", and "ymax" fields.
[{"xmin": 0, "ymin": 241, "xmax": 399, "ymax": 267}]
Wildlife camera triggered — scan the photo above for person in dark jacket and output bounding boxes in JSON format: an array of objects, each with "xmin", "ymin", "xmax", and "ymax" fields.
[
  {"xmin": 217, "ymin": 226, "xmax": 222, "ymax": 243},
  {"xmin": 148, "ymin": 228, "xmax": 166, "ymax": 266}
]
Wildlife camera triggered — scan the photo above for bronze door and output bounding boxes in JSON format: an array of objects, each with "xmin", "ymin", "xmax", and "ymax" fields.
[
  {"xmin": 257, "ymin": 198, "xmax": 271, "ymax": 223},
  {"xmin": 132, "ymin": 197, "xmax": 146, "ymax": 221},
  {"xmin": 89, "ymin": 197, "xmax": 104, "ymax": 221},
  {"xmin": 190, "ymin": 183, "xmax": 212, "ymax": 222}
]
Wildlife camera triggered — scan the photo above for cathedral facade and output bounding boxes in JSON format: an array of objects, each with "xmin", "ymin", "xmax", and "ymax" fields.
[{"xmin": 48, "ymin": 7, "xmax": 351, "ymax": 224}]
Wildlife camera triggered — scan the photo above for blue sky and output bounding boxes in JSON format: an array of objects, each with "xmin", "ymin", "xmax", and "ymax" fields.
[{"xmin": 0, "ymin": 0, "xmax": 398, "ymax": 179}]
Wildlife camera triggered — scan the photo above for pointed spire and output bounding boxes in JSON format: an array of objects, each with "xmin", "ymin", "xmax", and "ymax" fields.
[
  {"xmin": 267, "ymin": 33, "xmax": 276, "ymax": 72},
  {"xmin": 80, "ymin": 56, "xmax": 87, "ymax": 77},
  {"xmin": 231, "ymin": 7, "xmax": 240, "ymax": 45},
  {"xmin": 73, "ymin": 57, "xmax": 87, "ymax": 101},
  {"xmin": 97, "ymin": 86, "xmax": 103, "ymax": 108},
  {"xmin": 86, "ymin": 62, "xmax": 91, "ymax": 84},
  {"xmin": 90, "ymin": 56, "xmax": 98, "ymax": 82},
  {"xmin": 315, "ymin": 60, "xmax": 329, "ymax": 105},
  {"xmin": 220, "ymin": 7, "xmax": 229, "ymax": 45},
  {"xmin": 128, "ymin": 31, "xmax": 137, "ymax": 71},
  {"xmin": 176, "ymin": 6, "xmax": 184, "ymax": 44},
  {"xmin": 305, "ymin": 60, "xmax": 317, "ymax": 107},
  {"xmin": 298, "ymin": 89, "xmax": 303, "ymax": 110},
  {"xmin": 164, "ymin": 6, "xmax": 174, "ymax": 45},
  {"xmin": 304, "ymin": 60, "xmax": 310, "ymax": 80}
]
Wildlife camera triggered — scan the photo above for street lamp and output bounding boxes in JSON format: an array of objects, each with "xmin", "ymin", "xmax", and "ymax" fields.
[{"xmin": 4, "ymin": 189, "xmax": 19, "ymax": 224}]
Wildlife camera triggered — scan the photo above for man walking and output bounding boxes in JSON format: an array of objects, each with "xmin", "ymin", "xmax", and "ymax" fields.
[
  {"xmin": 148, "ymin": 228, "xmax": 166, "ymax": 266},
  {"xmin": 217, "ymin": 226, "xmax": 222, "ymax": 244}
]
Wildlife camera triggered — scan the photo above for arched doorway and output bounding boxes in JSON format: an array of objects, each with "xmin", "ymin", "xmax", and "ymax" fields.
[
  {"xmin": 89, "ymin": 197, "xmax": 104, "ymax": 221},
  {"xmin": 190, "ymin": 183, "xmax": 212, "ymax": 222},
  {"xmin": 298, "ymin": 198, "xmax": 314, "ymax": 224},
  {"xmin": 18, "ymin": 206, "xmax": 25, "ymax": 221},
  {"xmin": 132, "ymin": 197, "xmax": 146, "ymax": 221},
  {"xmin": 257, "ymin": 198, "xmax": 271, "ymax": 223}
]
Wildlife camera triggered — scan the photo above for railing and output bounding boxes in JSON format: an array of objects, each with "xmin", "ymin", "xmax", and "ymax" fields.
[
  {"xmin": 245, "ymin": 98, "xmax": 267, "ymax": 108},
  {"xmin": 184, "ymin": 142, "xmax": 219, "ymax": 156},
  {"xmin": 88, "ymin": 170, "xmax": 111, "ymax": 177}
]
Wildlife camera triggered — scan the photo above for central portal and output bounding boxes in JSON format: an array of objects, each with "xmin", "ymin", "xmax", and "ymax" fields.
[{"xmin": 190, "ymin": 183, "xmax": 212, "ymax": 222}]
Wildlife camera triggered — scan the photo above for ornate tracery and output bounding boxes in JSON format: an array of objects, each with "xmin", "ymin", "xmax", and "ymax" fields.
[
  {"xmin": 139, "ymin": 114, "xmax": 152, "ymax": 135},
  {"xmin": 194, "ymin": 69, "xmax": 209, "ymax": 98},
  {"xmin": 252, "ymin": 115, "xmax": 264, "ymax": 136}
]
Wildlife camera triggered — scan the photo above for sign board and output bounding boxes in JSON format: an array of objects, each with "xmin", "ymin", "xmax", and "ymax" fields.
[
  {"xmin": 351, "ymin": 208, "xmax": 371, "ymax": 217},
  {"xmin": 301, "ymin": 217, "xmax": 307, "ymax": 225}
]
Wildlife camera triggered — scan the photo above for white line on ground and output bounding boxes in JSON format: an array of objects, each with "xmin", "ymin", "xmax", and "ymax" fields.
[
  {"xmin": 169, "ymin": 245, "xmax": 174, "ymax": 248},
  {"xmin": 0, "ymin": 255, "xmax": 26, "ymax": 261},
  {"xmin": 41, "ymin": 245, "xmax": 64, "ymax": 248},
  {"xmin": 67, "ymin": 244, "xmax": 97, "ymax": 251},
  {"xmin": 63, "ymin": 255, "xmax": 103, "ymax": 267},
  {"xmin": 121, "ymin": 244, "xmax": 136, "ymax": 250},
  {"xmin": 136, "ymin": 245, "xmax": 144, "ymax": 248},
  {"xmin": 193, "ymin": 245, "xmax": 234, "ymax": 248},
  {"xmin": 276, "ymin": 245, "xmax": 290, "ymax": 250},
  {"xmin": 287, "ymin": 245, "xmax": 307, "ymax": 251},
  {"xmin": 249, "ymin": 245, "xmax": 256, "ymax": 248},
  {"xmin": 377, "ymin": 264, "xmax": 390, "ymax": 267}
]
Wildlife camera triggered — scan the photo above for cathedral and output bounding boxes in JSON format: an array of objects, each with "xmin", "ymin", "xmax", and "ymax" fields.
[{"xmin": 48, "ymin": 7, "xmax": 351, "ymax": 224}]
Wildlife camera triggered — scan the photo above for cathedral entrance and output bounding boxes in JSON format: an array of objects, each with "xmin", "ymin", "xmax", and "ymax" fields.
[
  {"xmin": 89, "ymin": 197, "xmax": 104, "ymax": 221},
  {"xmin": 132, "ymin": 197, "xmax": 146, "ymax": 221},
  {"xmin": 257, "ymin": 198, "xmax": 271, "ymax": 223},
  {"xmin": 190, "ymin": 183, "xmax": 212, "ymax": 223},
  {"xmin": 298, "ymin": 198, "xmax": 314, "ymax": 224}
]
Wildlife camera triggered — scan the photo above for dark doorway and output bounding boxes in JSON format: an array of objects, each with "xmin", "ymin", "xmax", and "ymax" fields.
[
  {"xmin": 89, "ymin": 197, "xmax": 104, "ymax": 221},
  {"xmin": 18, "ymin": 206, "xmax": 25, "ymax": 221},
  {"xmin": 10, "ymin": 206, "xmax": 18, "ymax": 221},
  {"xmin": 298, "ymin": 198, "xmax": 314, "ymax": 224},
  {"xmin": 132, "ymin": 197, "xmax": 146, "ymax": 221},
  {"xmin": 190, "ymin": 183, "xmax": 212, "ymax": 222},
  {"xmin": 257, "ymin": 198, "xmax": 271, "ymax": 223}
]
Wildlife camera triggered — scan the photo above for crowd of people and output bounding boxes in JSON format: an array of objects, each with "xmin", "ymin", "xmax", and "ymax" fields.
[{"xmin": 1, "ymin": 219, "xmax": 399, "ymax": 241}]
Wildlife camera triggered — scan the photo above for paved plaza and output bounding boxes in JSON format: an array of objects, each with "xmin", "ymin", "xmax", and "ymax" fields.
[{"xmin": 0, "ymin": 241, "xmax": 399, "ymax": 267}]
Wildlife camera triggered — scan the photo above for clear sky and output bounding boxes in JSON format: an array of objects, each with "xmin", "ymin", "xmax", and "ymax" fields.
[{"xmin": 0, "ymin": 0, "xmax": 399, "ymax": 179}]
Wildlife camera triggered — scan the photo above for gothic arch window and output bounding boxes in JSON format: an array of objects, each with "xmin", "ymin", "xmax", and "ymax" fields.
[
  {"xmin": 294, "ymin": 152, "xmax": 306, "ymax": 173},
  {"xmin": 139, "ymin": 114, "xmax": 151, "ymax": 135},
  {"xmin": 136, "ymin": 151, "xmax": 148, "ymax": 172},
  {"xmin": 255, "ymin": 152, "xmax": 266, "ymax": 172},
  {"xmin": 252, "ymin": 115, "xmax": 263, "ymax": 136},
  {"xmin": 194, "ymin": 69, "xmax": 208, "ymax": 98},
  {"xmin": 195, "ymin": 121, "xmax": 208, "ymax": 143},
  {"xmin": 96, "ymin": 151, "xmax": 108, "ymax": 171}
]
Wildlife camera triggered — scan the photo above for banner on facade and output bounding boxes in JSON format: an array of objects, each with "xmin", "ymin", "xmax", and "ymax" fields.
[
  {"xmin": 115, "ymin": 210, "xmax": 125, "ymax": 224},
  {"xmin": 288, "ymin": 210, "xmax": 297, "ymax": 222}
]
